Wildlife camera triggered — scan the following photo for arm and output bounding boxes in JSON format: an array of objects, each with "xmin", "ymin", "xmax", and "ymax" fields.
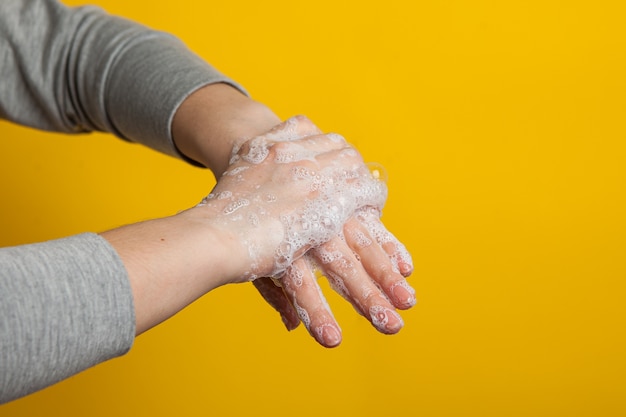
[
  {"xmin": 0, "ymin": 1, "xmax": 259, "ymax": 402},
  {"xmin": 99, "ymin": 209, "xmax": 241, "ymax": 335},
  {"xmin": 0, "ymin": 0, "xmax": 245, "ymax": 161},
  {"xmin": 0, "ymin": 234, "xmax": 135, "ymax": 404}
]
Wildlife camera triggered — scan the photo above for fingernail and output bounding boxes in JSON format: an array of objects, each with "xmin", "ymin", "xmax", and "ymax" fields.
[
  {"xmin": 318, "ymin": 324, "xmax": 342, "ymax": 347},
  {"xmin": 370, "ymin": 306, "xmax": 404, "ymax": 334},
  {"xmin": 400, "ymin": 262, "xmax": 414, "ymax": 277},
  {"xmin": 391, "ymin": 281, "xmax": 417, "ymax": 309}
]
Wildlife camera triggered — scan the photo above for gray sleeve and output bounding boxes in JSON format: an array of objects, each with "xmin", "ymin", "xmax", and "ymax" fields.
[
  {"xmin": 0, "ymin": 233, "xmax": 136, "ymax": 404},
  {"xmin": 0, "ymin": 0, "xmax": 244, "ymax": 403},
  {"xmin": 0, "ymin": 0, "xmax": 247, "ymax": 160}
]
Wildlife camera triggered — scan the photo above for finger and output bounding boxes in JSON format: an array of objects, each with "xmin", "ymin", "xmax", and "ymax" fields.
[
  {"xmin": 253, "ymin": 277, "xmax": 300, "ymax": 331},
  {"xmin": 355, "ymin": 207, "xmax": 414, "ymax": 277},
  {"xmin": 343, "ymin": 217, "xmax": 416, "ymax": 310},
  {"xmin": 228, "ymin": 115, "xmax": 324, "ymax": 165},
  {"xmin": 280, "ymin": 256, "xmax": 342, "ymax": 347},
  {"xmin": 232, "ymin": 132, "xmax": 350, "ymax": 169},
  {"xmin": 267, "ymin": 135, "xmax": 350, "ymax": 166},
  {"xmin": 264, "ymin": 116, "xmax": 353, "ymax": 165},
  {"xmin": 265, "ymin": 115, "xmax": 323, "ymax": 141},
  {"xmin": 313, "ymin": 238, "xmax": 405, "ymax": 335}
]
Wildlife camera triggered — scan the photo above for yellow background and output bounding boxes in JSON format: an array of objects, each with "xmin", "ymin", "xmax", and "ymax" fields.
[{"xmin": 2, "ymin": 0, "xmax": 625, "ymax": 416}]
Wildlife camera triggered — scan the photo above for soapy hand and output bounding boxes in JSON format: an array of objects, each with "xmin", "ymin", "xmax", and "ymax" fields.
[
  {"xmin": 236, "ymin": 116, "xmax": 416, "ymax": 347},
  {"xmin": 196, "ymin": 116, "xmax": 388, "ymax": 280}
]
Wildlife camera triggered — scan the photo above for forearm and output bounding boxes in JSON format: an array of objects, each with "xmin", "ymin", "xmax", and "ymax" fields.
[{"xmin": 100, "ymin": 207, "xmax": 241, "ymax": 335}]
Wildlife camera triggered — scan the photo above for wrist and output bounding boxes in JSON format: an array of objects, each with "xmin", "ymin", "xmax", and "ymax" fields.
[
  {"xmin": 101, "ymin": 209, "xmax": 243, "ymax": 334},
  {"xmin": 172, "ymin": 83, "xmax": 281, "ymax": 176},
  {"xmin": 180, "ymin": 204, "xmax": 275, "ymax": 283}
]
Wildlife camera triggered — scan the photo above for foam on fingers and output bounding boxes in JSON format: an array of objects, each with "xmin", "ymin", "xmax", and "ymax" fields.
[
  {"xmin": 280, "ymin": 257, "xmax": 342, "ymax": 347},
  {"xmin": 343, "ymin": 217, "xmax": 416, "ymax": 309},
  {"xmin": 313, "ymin": 239, "xmax": 405, "ymax": 335}
]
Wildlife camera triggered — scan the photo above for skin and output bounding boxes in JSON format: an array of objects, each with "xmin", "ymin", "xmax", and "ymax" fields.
[{"xmin": 102, "ymin": 83, "xmax": 415, "ymax": 346}]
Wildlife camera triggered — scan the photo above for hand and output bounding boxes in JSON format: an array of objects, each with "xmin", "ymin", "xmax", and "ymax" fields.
[
  {"xmin": 257, "ymin": 215, "xmax": 415, "ymax": 347},
  {"xmin": 249, "ymin": 123, "xmax": 415, "ymax": 348},
  {"xmin": 193, "ymin": 116, "xmax": 388, "ymax": 281}
]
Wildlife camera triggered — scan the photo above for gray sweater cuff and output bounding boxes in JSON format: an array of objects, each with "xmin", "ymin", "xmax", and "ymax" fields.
[{"xmin": 0, "ymin": 233, "xmax": 135, "ymax": 404}]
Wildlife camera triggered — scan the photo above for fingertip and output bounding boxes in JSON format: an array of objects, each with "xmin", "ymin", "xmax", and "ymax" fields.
[
  {"xmin": 399, "ymin": 261, "xmax": 414, "ymax": 277},
  {"xmin": 316, "ymin": 323, "xmax": 342, "ymax": 348},
  {"xmin": 369, "ymin": 306, "xmax": 405, "ymax": 335},
  {"xmin": 390, "ymin": 281, "xmax": 417, "ymax": 310},
  {"xmin": 392, "ymin": 244, "xmax": 414, "ymax": 278}
]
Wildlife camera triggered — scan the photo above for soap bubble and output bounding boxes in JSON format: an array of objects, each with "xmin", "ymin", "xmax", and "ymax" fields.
[{"xmin": 366, "ymin": 162, "xmax": 388, "ymax": 183}]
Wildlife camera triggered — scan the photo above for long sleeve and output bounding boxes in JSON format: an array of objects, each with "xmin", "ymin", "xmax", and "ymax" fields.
[
  {"xmin": 0, "ymin": 0, "xmax": 245, "ymax": 403},
  {"xmin": 0, "ymin": 234, "xmax": 135, "ymax": 404},
  {"xmin": 0, "ymin": 0, "xmax": 246, "ymax": 158}
]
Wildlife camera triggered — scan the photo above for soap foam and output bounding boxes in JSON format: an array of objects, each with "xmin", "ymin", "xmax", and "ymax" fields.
[
  {"xmin": 201, "ymin": 116, "xmax": 397, "ymax": 282},
  {"xmin": 223, "ymin": 198, "xmax": 250, "ymax": 215},
  {"xmin": 294, "ymin": 299, "xmax": 311, "ymax": 329},
  {"xmin": 355, "ymin": 206, "xmax": 413, "ymax": 274}
]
